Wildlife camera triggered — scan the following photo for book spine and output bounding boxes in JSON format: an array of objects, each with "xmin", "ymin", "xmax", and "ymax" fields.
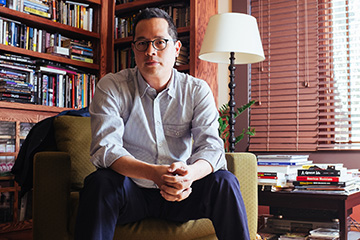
[
  {"xmin": 297, "ymin": 169, "xmax": 340, "ymax": 176},
  {"xmin": 258, "ymin": 172, "xmax": 278, "ymax": 177},
  {"xmin": 258, "ymin": 161, "xmax": 299, "ymax": 166},
  {"xmin": 70, "ymin": 55, "xmax": 93, "ymax": 63},
  {"xmin": 292, "ymin": 181, "xmax": 346, "ymax": 187},
  {"xmin": 24, "ymin": 6, "xmax": 51, "ymax": 18},
  {"xmin": 296, "ymin": 176, "xmax": 340, "ymax": 182}
]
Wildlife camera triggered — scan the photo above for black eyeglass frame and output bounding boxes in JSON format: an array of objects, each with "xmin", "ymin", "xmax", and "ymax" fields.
[{"xmin": 132, "ymin": 38, "xmax": 176, "ymax": 52}]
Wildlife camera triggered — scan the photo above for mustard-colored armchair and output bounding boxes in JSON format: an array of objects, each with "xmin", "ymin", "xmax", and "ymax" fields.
[{"xmin": 33, "ymin": 115, "xmax": 258, "ymax": 240}]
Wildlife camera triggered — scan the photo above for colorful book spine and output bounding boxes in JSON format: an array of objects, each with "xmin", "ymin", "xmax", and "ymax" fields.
[{"xmin": 296, "ymin": 176, "xmax": 344, "ymax": 182}]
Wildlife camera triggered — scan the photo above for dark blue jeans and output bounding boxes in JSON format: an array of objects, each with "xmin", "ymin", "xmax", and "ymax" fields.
[{"xmin": 74, "ymin": 169, "xmax": 250, "ymax": 240}]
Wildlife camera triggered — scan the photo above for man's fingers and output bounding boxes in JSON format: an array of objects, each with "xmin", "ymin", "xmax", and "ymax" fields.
[
  {"xmin": 168, "ymin": 162, "xmax": 188, "ymax": 176},
  {"xmin": 160, "ymin": 187, "xmax": 192, "ymax": 202}
]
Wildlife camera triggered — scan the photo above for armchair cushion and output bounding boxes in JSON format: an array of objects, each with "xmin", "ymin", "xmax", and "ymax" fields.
[{"xmin": 53, "ymin": 116, "xmax": 96, "ymax": 190}]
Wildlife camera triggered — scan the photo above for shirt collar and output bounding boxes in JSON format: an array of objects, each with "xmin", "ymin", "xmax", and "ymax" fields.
[{"xmin": 136, "ymin": 68, "xmax": 176, "ymax": 99}]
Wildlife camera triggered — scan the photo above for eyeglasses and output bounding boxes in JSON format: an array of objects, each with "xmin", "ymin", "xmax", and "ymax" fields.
[{"xmin": 132, "ymin": 38, "xmax": 174, "ymax": 52}]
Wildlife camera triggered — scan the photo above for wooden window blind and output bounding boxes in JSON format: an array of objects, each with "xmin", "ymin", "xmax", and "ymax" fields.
[{"xmin": 249, "ymin": 0, "xmax": 360, "ymax": 151}]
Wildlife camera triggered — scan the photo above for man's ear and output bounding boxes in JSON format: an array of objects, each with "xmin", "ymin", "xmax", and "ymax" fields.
[{"xmin": 175, "ymin": 40, "xmax": 182, "ymax": 57}]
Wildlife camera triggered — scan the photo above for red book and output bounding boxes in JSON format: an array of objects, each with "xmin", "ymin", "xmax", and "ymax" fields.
[
  {"xmin": 296, "ymin": 176, "xmax": 347, "ymax": 182},
  {"xmin": 71, "ymin": 75, "xmax": 75, "ymax": 109},
  {"xmin": 258, "ymin": 176, "xmax": 278, "ymax": 180}
]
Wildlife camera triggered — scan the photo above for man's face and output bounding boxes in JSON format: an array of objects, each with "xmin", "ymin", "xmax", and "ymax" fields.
[{"xmin": 132, "ymin": 18, "xmax": 181, "ymax": 82}]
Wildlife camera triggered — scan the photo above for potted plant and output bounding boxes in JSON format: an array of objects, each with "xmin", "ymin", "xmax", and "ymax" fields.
[{"xmin": 218, "ymin": 100, "xmax": 256, "ymax": 152}]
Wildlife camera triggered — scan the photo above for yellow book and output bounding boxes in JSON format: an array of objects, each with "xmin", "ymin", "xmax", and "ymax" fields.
[
  {"xmin": 26, "ymin": 26, "xmax": 30, "ymax": 50},
  {"xmin": 24, "ymin": 6, "xmax": 51, "ymax": 18},
  {"xmin": 71, "ymin": 55, "xmax": 93, "ymax": 63},
  {"xmin": 4, "ymin": 21, "xmax": 8, "ymax": 45}
]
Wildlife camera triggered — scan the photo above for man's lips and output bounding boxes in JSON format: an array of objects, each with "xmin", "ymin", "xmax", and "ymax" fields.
[{"xmin": 145, "ymin": 60, "xmax": 159, "ymax": 66}]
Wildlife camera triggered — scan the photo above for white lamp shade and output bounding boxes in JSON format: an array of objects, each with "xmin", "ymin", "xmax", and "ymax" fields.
[{"xmin": 199, "ymin": 13, "xmax": 265, "ymax": 64}]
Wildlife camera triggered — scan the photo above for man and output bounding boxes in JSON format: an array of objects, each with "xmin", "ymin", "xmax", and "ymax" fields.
[{"xmin": 75, "ymin": 8, "xmax": 250, "ymax": 240}]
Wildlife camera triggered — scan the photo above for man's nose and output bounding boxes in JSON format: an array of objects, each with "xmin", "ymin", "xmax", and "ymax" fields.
[{"xmin": 145, "ymin": 42, "xmax": 156, "ymax": 55}]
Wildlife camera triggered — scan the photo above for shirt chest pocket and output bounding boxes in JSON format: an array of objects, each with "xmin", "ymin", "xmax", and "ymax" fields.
[{"xmin": 164, "ymin": 124, "xmax": 190, "ymax": 138}]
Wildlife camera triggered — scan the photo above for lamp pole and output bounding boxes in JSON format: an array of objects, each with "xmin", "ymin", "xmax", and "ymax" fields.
[{"xmin": 228, "ymin": 51, "xmax": 236, "ymax": 153}]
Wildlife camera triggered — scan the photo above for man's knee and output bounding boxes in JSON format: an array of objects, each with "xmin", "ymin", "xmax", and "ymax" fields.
[
  {"xmin": 83, "ymin": 168, "xmax": 125, "ymax": 192},
  {"xmin": 207, "ymin": 170, "xmax": 241, "ymax": 194}
]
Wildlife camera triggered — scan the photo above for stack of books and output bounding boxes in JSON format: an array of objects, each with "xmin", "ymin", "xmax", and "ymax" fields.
[
  {"xmin": 0, "ymin": 53, "xmax": 35, "ymax": 103},
  {"xmin": 23, "ymin": 0, "xmax": 51, "ymax": 19},
  {"xmin": 293, "ymin": 164, "xmax": 359, "ymax": 194},
  {"xmin": 62, "ymin": 39, "xmax": 94, "ymax": 63},
  {"xmin": 257, "ymin": 155, "xmax": 312, "ymax": 190}
]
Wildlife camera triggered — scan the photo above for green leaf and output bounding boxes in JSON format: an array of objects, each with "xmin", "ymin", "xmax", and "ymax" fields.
[{"xmin": 218, "ymin": 100, "xmax": 257, "ymax": 150}]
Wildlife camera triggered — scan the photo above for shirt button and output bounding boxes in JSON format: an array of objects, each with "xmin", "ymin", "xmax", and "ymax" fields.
[{"xmin": 175, "ymin": 131, "xmax": 180, "ymax": 136}]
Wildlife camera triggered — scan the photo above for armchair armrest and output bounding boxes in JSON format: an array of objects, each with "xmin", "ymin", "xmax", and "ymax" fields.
[
  {"xmin": 226, "ymin": 152, "xmax": 258, "ymax": 240},
  {"xmin": 33, "ymin": 151, "xmax": 71, "ymax": 240}
]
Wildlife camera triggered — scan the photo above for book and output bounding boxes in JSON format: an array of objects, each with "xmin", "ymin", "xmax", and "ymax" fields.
[
  {"xmin": 293, "ymin": 185, "xmax": 359, "ymax": 193},
  {"xmin": 297, "ymin": 169, "xmax": 342, "ymax": 177},
  {"xmin": 37, "ymin": 66, "xmax": 67, "ymax": 75},
  {"xmin": 301, "ymin": 163, "xmax": 344, "ymax": 170},
  {"xmin": 292, "ymin": 179, "xmax": 356, "ymax": 187},
  {"xmin": 296, "ymin": 175, "xmax": 352, "ymax": 183},
  {"xmin": 309, "ymin": 228, "xmax": 339, "ymax": 239},
  {"xmin": 46, "ymin": 46, "xmax": 70, "ymax": 56},
  {"xmin": 70, "ymin": 55, "xmax": 93, "ymax": 63},
  {"xmin": 24, "ymin": 6, "xmax": 51, "ymax": 18},
  {"xmin": 258, "ymin": 160, "xmax": 313, "ymax": 166},
  {"xmin": 70, "ymin": 48, "xmax": 93, "ymax": 57},
  {"xmin": 257, "ymin": 155, "xmax": 309, "ymax": 162}
]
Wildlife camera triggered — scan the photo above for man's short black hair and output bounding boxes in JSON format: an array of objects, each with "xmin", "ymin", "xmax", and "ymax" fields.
[{"xmin": 133, "ymin": 8, "xmax": 178, "ymax": 41}]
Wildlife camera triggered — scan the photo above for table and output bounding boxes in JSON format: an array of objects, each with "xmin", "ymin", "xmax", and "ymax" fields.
[{"xmin": 258, "ymin": 190, "xmax": 360, "ymax": 240}]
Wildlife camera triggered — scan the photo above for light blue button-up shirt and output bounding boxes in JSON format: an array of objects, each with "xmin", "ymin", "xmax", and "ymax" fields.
[{"xmin": 89, "ymin": 67, "xmax": 226, "ymax": 188}]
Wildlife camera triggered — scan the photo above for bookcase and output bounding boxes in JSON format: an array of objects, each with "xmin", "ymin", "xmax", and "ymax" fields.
[
  {"xmin": 0, "ymin": 0, "xmax": 113, "ymax": 234},
  {"xmin": 112, "ymin": 0, "xmax": 218, "ymax": 102},
  {"xmin": 0, "ymin": 0, "xmax": 218, "ymax": 234}
]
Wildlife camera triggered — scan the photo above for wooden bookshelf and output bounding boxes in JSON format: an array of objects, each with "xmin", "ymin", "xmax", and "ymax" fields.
[
  {"xmin": 0, "ymin": 0, "xmax": 110, "ymax": 233},
  {"xmin": 0, "ymin": 102, "xmax": 72, "ymax": 234}
]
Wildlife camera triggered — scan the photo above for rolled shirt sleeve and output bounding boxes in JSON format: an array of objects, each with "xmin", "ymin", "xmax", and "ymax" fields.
[{"xmin": 89, "ymin": 70, "xmax": 135, "ymax": 168}]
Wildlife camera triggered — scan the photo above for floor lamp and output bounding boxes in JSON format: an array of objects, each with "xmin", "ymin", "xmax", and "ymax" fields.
[{"xmin": 199, "ymin": 13, "xmax": 265, "ymax": 153}]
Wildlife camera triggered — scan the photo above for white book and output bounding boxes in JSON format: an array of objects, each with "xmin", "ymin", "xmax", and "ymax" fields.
[
  {"xmin": 83, "ymin": 10, "xmax": 88, "ymax": 31},
  {"xmin": 33, "ymin": 28, "xmax": 37, "ymax": 51},
  {"xmin": 0, "ymin": 18, "xmax": 3, "ymax": 45},
  {"xmin": 257, "ymin": 155, "xmax": 309, "ymax": 162},
  {"xmin": 88, "ymin": 7, "xmax": 93, "ymax": 32},
  {"xmin": 19, "ymin": 0, "xmax": 24, "ymax": 12},
  {"xmin": 301, "ymin": 163, "xmax": 344, "ymax": 170},
  {"xmin": 38, "ymin": 66, "xmax": 67, "ymax": 75},
  {"xmin": 257, "ymin": 165, "xmax": 303, "ymax": 174},
  {"xmin": 65, "ymin": 0, "xmax": 89, "ymax": 7},
  {"xmin": 0, "ymin": 63, "xmax": 34, "ymax": 73},
  {"xmin": 58, "ymin": 74, "xmax": 64, "ymax": 107},
  {"xmin": 38, "ymin": 29, "xmax": 43, "ymax": 52}
]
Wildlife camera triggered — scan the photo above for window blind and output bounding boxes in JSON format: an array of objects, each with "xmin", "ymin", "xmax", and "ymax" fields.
[
  {"xmin": 249, "ymin": 0, "xmax": 319, "ymax": 151},
  {"xmin": 249, "ymin": 0, "xmax": 360, "ymax": 151},
  {"xmin": 317, "ymin": 0, "xmax": 360, "ymax": 150}
]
